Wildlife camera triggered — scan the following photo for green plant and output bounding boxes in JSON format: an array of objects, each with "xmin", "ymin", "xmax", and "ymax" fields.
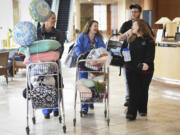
[
  {"xmin": 94, "ymin": 82, "xmax": 105, "ymax": 93},
  {"xmin": 8, "ymin": 28, "xmax": 12, "ymax": 38}
]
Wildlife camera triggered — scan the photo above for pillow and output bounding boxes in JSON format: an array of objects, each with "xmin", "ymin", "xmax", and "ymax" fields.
[
  {"xmin": 24, "ymin": 51, "xmax": 60, "ymax": 64},
  {"xmin": 19, "ymin": 40, "xmax": 61, "ymax": 55},
  {"xmin": 77, "ymin": 79, "xmax": 95, "ymax": 88},
  {"xmin": 77, "ymin": 84, "xmax": 92, "ymax": 101},
  {"xmin": 93, "ymin": 75, "xmax": 104, "ymax": 83}
]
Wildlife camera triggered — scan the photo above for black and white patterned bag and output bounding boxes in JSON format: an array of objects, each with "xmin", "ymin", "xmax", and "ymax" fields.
[{"xmin": 29, "ymin": 85, "xmax": 58, "ymax": 109}]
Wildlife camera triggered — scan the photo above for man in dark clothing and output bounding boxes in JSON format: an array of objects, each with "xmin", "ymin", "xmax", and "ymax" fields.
[
  {"xmin": 119, "ymin": 4, "xmax": 142, "ymax": 107},
  {"xmin": 37, "ymin": 11, "xmax": 65, "ymax": 119},
  {"xmin": 119, "ymin": 4, "xmax": 142, "ymax": 40},
  {"xmin": 37, "ymin": 23, "xmax": 65, "ymax": 58}
]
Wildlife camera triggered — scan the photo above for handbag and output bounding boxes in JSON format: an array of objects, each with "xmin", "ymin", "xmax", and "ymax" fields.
[
  {"xmin": 64, "ymin": 43, "xmax": 78, "ymax": 68},
  {"xmin": 30, "ymin": 85, "xmax": 58, "ymax": 109},
  {"xmin": 107, "ymin": 35, "xmax": 124, "ymax": 66}
]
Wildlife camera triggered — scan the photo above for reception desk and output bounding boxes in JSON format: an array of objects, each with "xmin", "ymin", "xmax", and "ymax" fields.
[{"xmin": 154, "ymin": 41, "xmax": 180, "ymax": 84}]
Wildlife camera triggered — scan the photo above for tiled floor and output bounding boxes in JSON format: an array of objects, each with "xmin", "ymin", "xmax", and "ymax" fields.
[
  {"xmin": 0, "ymin": 65, "xmax": 180, "ymax": 135},
  {"xmin": 0, "ymin": 43, "xmax": 180, "ymax": 135}
]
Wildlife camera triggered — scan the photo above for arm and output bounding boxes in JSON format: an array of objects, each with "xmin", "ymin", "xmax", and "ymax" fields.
[
  {"xmin": 119, "ymin": 29, "xmax": 132, "ymax": 41},
  {"xmin": 143, "ymin": 38, "xmax": 155, "ymax": 70},
  {"xmin": 119, "ymin": 22, "xmax": 132, "ymax": 41},
  {"xmin": 75, "ymin": 33, "xmax": 84, "ymax": 56}
]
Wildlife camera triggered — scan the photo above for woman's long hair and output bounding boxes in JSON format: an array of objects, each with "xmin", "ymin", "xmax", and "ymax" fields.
[
  {"xmin": 127, "ymin": 19, "xmax": 154, "ymax": 43},
  {"xmin": 82, "ymin": 20, "xmax": 103, "ymax": 38}
]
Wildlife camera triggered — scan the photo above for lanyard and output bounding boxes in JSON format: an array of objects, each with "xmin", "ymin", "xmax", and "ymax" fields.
[
  {"xmin": 127, "ymin": 43, "xmax": 130, "ymax": 49},
  {"xmin": 90, "ymin": 41, "xmax": 96, "ymax": 49}
]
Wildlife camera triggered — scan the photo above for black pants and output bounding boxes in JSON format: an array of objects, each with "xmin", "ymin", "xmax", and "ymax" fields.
[{"xmin": 126, "ymin": 69, "xmax": 153, "ymax": 116}]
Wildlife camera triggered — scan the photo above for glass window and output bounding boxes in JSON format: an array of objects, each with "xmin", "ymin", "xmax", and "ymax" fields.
[{"xmin": 94, "ymin": 5, "xmax": 107, "ymax": 31}]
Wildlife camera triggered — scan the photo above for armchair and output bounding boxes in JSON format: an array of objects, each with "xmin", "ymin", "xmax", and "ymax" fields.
[
  {"xmin": 12, "ymin": 54, "xmax": 26, "ymax": 77},
  {"xmin": 0, "ymin": 52, "xmax": 9, "ymax": 84}
]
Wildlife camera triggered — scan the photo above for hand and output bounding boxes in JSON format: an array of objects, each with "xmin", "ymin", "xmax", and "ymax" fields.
[
  {"xmin": 142, "ymin": 63, "xmax": 149, "ymax": 71},
  {"xmin": 126, "ymin": 29, "xmax": 132, "ymax": 36},
  {"xmin": 119, "ymin": 33, "xmax": 126, "ymax": 41}
]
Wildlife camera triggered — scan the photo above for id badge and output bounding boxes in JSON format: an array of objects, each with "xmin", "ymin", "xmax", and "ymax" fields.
[{"xmin": 122, "ymin": 48, "xmax": 131, "ymax": 62}]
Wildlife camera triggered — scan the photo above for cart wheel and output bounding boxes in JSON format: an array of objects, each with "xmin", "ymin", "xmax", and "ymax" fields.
[
  {"xmin": 63, "ymin": 125, "xmax": 66, "ymax": 133},
  {"xmin": 32, "ymin": 117, "xmax": 36, "ymax": 125},
  {"xmin": 107, "ymin": 119, "xmax": 110, "ymax": 126},
  {"xmin": 80, "ymin": 111, "xmax": 83, "ymax": 117},
  {"xmin": 59, "ymin": 116, "xmax": 62, "ymax": 123},
  {"xmin": 26, "ymin": 126, "xmax": 30, "ymax": 135},
  {"xmin": 73, "ymin": 118, "xmax": 76, "ymax": 127},
  {"xmin": 104, "ymin": 110, "xmax": 107, "ymax": 118}
]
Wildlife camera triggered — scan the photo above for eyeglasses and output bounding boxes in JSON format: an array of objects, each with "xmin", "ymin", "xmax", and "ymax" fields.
[{"xmin": 131, "ymin": 11, "xmax": 140, "ymax": 14}]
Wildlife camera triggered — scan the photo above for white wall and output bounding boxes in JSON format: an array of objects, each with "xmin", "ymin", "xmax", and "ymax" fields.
[
  {"xmin": 18, "ymin": 0, "xmax": 33, "ymax": 22},
  {"xmin": 0, "ymin": 0, "xmax": 14, "ymax": 40}
]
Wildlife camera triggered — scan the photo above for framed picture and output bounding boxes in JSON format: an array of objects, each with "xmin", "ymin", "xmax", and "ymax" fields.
[{"xmin": 156, "ymin": 29, "xmax": 163, "ymax": 43}]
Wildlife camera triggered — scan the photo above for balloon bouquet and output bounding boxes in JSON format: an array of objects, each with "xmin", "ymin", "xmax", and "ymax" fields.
[{"xmin": 13, "ymin": 0, "xmax": 51, "ymax": 63}]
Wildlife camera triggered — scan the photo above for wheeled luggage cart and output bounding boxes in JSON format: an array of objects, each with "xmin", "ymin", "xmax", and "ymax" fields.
[
  {"xmin": 25, "ymin": 62, "xmax": 66, "ymax": 134},
  {"xmin": 73, "ymin": 58, "xmax": 110, "ymax": 126}
]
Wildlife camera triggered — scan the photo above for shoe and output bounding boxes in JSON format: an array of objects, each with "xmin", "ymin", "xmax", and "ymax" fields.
[
  {"xmin": 138, "ymin": 113, "xmax": 147, "ymax": 120},
  {"xmin": 82, "ymin": 109, "xmax": 88, "ymax": 115},
  {"xmin": 53, "ymin": 111, "xmax": 59, "ymax": 117},
  {"xmin": 81, "ymin": 104, "xmax": 88, "ymax": 115},
  {"xmin": 126, "ymin": 113, "xmax": 136, "ymax": 121},
  {"xmin": 44, "ymin": 113, "xmax": 50, "ymax": 119},
  {"xmin": 124, "ymin": 101, "xmax": 129, "ymax": 107},
  {"xmin": 89, "ymin": 104, "xmax": 94, "ymax": 110},
  {"xmin": 8, "ymin": 72, "xmax": 13, "ymax": 77},
  {"xmin": 139, "ymin": 113, "xmax": 147, "ymax": 117}
]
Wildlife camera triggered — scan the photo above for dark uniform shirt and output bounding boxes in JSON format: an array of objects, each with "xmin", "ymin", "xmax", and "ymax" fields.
[
  {"xmin": 121, "ymin": 36, "xmax": 155, "ymax": 72},
  {"xmin": 37, "ymin": 25, "xmax": 65, "ymax": 58},
  {"xmin": 119, "ymin": 20, "xmax": 133, "ymax": 34}
]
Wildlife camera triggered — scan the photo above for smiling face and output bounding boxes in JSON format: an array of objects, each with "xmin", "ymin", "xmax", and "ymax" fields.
[
  {"xmin": 132, "ymin": 21, "xmax": 139, "ymax": 34},
  {"xmin": 45, "ymin": 13, "xmax": 56, "ymax": 28},
  {"xmin": 130, "ymin": 8, "xmax": 141, "ymax": 20},
  {"xmin": 89, "ymin": 22, "xmax": 98, "ymax": 34}
]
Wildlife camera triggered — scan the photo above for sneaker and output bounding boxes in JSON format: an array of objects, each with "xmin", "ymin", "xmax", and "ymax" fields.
[
  {"xmin": 126, "ymin": 113, "xmax": 136, "ymax": 121},
  {"xmin": 44, "ymin": 113, "xmax": 50, "ymax": 119},
  {"xmin": 82, "ymin": 109, "xmax": 88, "ymax": 115},
  {"xmin": 89, "ymin": 104, "xmax": 94, "ymax": 110},
  {"xmin": 81, "ymin": 104, "xmax": 88, "ymax": 115},
  {"xmin": 139, "ymin": 113, "xmax": 147, "ymax": 117},
  {"xmin": 124, "ymin": 101, "xmax": 129, "ymax": 107},
  {"xmin": 53, "ymin": 111, "xmax": 59, "ymax": 117},
  {"xmin": 138, "ymin": 113, "xmax": 147, "ymax": 120}
]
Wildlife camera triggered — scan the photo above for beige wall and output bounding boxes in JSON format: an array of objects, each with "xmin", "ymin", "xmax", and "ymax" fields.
[{"xmin": 117, "ymin": 0, "xmax": 126, "ymax": 29}]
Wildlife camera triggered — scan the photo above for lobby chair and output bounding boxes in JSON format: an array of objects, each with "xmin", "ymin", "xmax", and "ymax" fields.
[
  {"xmin": 0, "ymin": 52, "xmax": 9, "ymax": 84},
  {"xmin": 12, "ymin": 54, "xmax": 26, "ymax": 77}
]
